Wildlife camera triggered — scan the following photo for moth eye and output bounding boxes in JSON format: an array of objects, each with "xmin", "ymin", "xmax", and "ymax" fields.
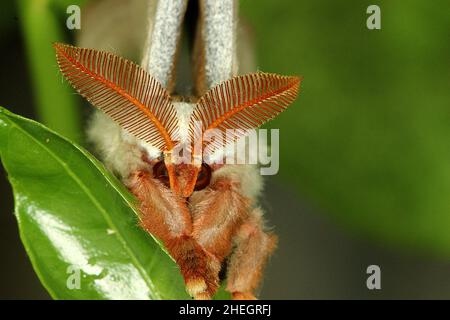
[
  {"xmin": 195, "ymin": 163, "xmax": 212, "ymax": 191},
  {"xmin": 152, "ymin": 160, "xmax": 169, "ymax": 186}
]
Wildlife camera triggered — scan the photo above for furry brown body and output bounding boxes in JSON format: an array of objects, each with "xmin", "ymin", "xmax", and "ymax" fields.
[
  {"xmin": 55, "ymin": 0, "xmax": 301, "ymax": 300},
  {"xmin": 127, "ymin": 168, "xmax": 276, "ymax": 299}
]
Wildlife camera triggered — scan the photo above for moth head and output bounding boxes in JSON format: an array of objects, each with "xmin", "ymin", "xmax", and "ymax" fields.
[
  {"xmin": 164, "ymin": 150, "xmax": 199, "ymax": 197},
  {"xmin": 54, "ymin": 43, "xmax": 301, "ymax": 198},
  {"xmin": 152, "ymin": 151, "xmax": 211, "ymax": 197}
]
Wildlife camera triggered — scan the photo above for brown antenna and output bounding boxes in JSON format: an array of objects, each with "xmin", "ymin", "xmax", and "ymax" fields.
[
  {"xmin": 191, "ymin": 72, "xmax": 301, "ymax": 156},
  {"xmin": 54, "ymin": 43, "xmax": 178, "ymax": 151}
]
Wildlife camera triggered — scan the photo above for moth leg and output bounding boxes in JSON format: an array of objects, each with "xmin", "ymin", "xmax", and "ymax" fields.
[
  {"xmin": 189, "ymin": 177, "xmax": 251, "ymax": 297},
  {"xmin": 225, "ymin": 208, "xmax": 277, "ymax": 300},
  {"xmin": 127, "ymin": 170, "xmax": 212, "ymax": 299}
]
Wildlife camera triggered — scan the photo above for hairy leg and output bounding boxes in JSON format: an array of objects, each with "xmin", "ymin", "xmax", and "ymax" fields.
[
  {"xmin": 127, "ymin": 170, "xmax": 212, "ymax": 299},
  {"xmin": 225, "ymin": 208, "xmax": 277, "ymax": 300},
  {"xmin": 189, "ymin": 177, "xmax": 251, "ymax": 296}
]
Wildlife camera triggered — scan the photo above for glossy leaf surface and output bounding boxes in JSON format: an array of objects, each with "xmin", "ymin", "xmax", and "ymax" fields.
[{"xmin": 0, "ymin": 107, "xmax": 190, "ymax": 299}]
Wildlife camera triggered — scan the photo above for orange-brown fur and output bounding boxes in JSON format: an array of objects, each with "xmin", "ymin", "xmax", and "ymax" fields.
[
  {"xmin": 127, "ymin": 168, "xmax": 275, "ymax": 300},
  {"xmin": 226, "ymin": 208, "xmax": 278, "ymax": 296},
  {"xmin": 190, "ymin": 178, "xmax": 249, "ymax": 261}
]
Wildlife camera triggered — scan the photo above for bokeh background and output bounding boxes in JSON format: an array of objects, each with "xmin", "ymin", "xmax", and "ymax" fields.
[{"xmin": 1, "ymin": 0, "xmax": 450, "ymax": 299}]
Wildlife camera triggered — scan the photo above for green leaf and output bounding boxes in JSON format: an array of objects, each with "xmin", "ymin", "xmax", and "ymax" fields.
[{"xmin": 0, "ymin": 107, "xmax": 191, "ymax": 299}]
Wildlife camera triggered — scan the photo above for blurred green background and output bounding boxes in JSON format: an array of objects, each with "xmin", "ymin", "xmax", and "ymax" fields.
[{"xmin": 1, "ymin": 0, "xmax": 450, "ymax": 299}]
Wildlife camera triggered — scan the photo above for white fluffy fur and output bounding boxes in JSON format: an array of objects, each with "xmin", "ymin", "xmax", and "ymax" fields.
[
  {"xmin": 87, "ymin": 107, "xmax": 263, "ymax": 199},
  {"xmin": 202, "ymin": 0, "xmax": 237, "ymax": 87},
  {"xmin": 87, "ymin": 110, "xmax": 263, "ymax": 199},
  {"xmin": 141, "ymin": 0, "xmax": 188, "ymax": 87},
  {"xmin": 174, "ymin": 101, "xmax": 195, "ymax": 143},
  {"xmin": 87, "ymin": 112, "xmax": 160, "ymax": 178}
]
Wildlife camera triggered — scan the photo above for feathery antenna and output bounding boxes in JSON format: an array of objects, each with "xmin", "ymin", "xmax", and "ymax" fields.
[
  {"xmin": 191, "ymin": 72, "xmax": 301, "ymax": 155},
  {"xmin": 54, "ymin": 43, "xmax": 178, "ymax": 151}
]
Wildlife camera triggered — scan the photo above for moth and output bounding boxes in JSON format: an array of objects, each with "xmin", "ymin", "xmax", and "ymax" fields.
[{"xmin": 54, "ymin": 41, "xmax": 300, "ymax": 299}]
